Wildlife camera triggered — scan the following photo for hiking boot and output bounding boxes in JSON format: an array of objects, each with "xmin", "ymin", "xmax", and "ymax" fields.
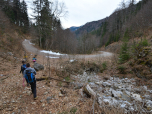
[{"xmin": 34, "ymin": 97, "xmax": 38, "ymax": 100}]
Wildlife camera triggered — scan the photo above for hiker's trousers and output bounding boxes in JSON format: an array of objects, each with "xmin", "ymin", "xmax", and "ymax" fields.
[{"xmin": 30, "ymin": 80, "xmax": 36, "ymax": 98}]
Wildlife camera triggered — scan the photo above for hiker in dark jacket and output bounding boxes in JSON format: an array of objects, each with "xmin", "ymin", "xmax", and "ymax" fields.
[
  {"xmin": 23, "ymin": 63, "xmax": 37, "ymax": 100},
  {"xmin": 20, "ymin": 61, "xmax": 26, "ymax": 74},
  {"xmin": 20, "ymin": 61, "xmax": 29, "ymax": 86}
]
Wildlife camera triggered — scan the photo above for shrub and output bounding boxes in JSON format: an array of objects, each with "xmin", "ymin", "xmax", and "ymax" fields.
[
  {"xmin": 119, "ymin": 42, "xmax": 130, "ymax": 64},
  {"xmin": 131, "ymin": 38, "xmax": 149, "ymax": 58},
  {"xmin": 135, "ymin": 38, "xmax": 149, "ymax": 48},
  {"xmin": 70, "ymin": 107, "xmax": 77, "ymax": 114},
  {"xmin": 102, "ymin": 62, "xmax": 107, "ymax": 70},
  {"xmin": 117, "ymin": 65, "xmax": 126, "ymax": 74},
  {"xmin": 141, "ymin": 38, "xmax": 149, "ymax": 46},
  {"xmin": 65, "ymin": 76, "xmax": 70, "ymax": 81}
]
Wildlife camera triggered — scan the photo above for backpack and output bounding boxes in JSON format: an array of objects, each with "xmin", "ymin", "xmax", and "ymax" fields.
[
  {"xmin": 21, "ymin": 64, "xmax": 26, "ymax": 73},
  {"xmin": 25, "ymin": 70, "xmax": 35, "ymax": 83}
]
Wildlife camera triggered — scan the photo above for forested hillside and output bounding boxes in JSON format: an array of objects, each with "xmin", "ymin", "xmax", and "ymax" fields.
[
  {"xmin": 74, "ymin": 0, "xmax": 152, "ymax": 53},
  {"xmin": 0, "ymin": 0, "xmax": 78, "ymax": 54},
  {"xmin": 75, "ymin": 17, "xmax": 108, "ymax": 37},
  {"xmin": 1, "ymin": 0, "xmax": 151, "ymax": 55}
]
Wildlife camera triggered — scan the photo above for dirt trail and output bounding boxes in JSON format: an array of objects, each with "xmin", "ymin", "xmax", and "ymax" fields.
[{"xmin": 22, "ymin": 39, "xmax": 114, "ymax": 59}]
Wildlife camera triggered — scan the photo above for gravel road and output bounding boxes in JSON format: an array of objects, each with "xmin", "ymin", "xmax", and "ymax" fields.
[{"xmin": 22, "ymin": 39, "xmax": 113, "ymax": 59}]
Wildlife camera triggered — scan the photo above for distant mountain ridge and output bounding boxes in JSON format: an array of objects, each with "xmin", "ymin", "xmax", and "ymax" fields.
[
  {"xmin": 74, "ymin": 17, "xmax": 108, "ymax": 37},
  {"xmin": 69, "ymin": 26, "xmax": 82, "ymax": 32}
]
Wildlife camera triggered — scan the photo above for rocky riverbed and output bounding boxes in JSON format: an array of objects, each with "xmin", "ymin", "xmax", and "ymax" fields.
[{"xmin": 72, "ymin": 72, "xmax": 152, "ymax": 113}]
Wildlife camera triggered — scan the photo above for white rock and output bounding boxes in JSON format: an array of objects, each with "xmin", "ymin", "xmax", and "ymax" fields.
[
  {"xmin": 142, "ymin": 86, "xmax": 147, "ymax": 91},
  {"xmin": 79, "ymin": 89, "xmax": 84, "ymax": 97},
  {"xmin": 118, "ymin": 85, "xmax": 123, "ymax": 89},
  {"xmin": 95, "ymin": 81, "xmax": 103, "ymax": 85},
  {"xmin": 129, "ymin": 106, "xmax": 134, "ymax": 111},
  {"xmin": 111, "ymin": 90, "xmax": 122, "ymax": 98},
  {"xmin": 125, "ymin": 91, "xmax": 131, "ymax": 96},
  {"xmin": 126, "ymin": 85, "xmax": 133, "ymax": 91},
  {"xmin": 69, "ymin": 59, "xmax": 75, "ymax": 62},
  {"xmin": 148, "ymin": 90, "xmax": 152, "ymax": 93},
  {"xmin": 27, "ymin": 91, "xmax": 32, "ymax": 95},
  {"xmin": 31, "ymin": 102, "xmax": 36, "ymax": 105},
  {"xmin": 143, "ymin": 95, "xmax": 151, "ymax": 99},
  {"xmin": 97, "ymin": 87, "xmax": 102, "ymax": 91},
  {"xmin": 42, "ymin": 104, "xmax": 45, "ymax": 107},
  {"xmin": 111, "ymin": 97, "xmax": 119, "ymax": 106},
  {"xmin": 44, "ymin": 92, "xmax": 48, "ymax": 95},
  {"xmin": 12, "ymin": 100, "xmax": 16, "ymax": 103},
  {"xmin": 40, "ymin": 100, "xmax": 44, "ymax": 103},
  {"xmin": 146, "ymin": 100, "xmax": 152, "ymax": 107},
  {"xmin": 125, "ymin": 80, "xmax": 131, "ymax": 83},
  {"xmin": 98, "ymin": 97, "xmax": 102, "ymax": 105},
  {"xmin": 134, "ymin": 88, "xmax": 142, "ymax": 93},
  {"xmin": 131, "ymin": 94, "xmax": 142, "ymax": 102},
  {"xmin": 102, "ymin": 82, "xmax": 112, "ymax": 87},
  {"xmin": 89, "ymin": 82, "xmax": 97, "ymax": 88},
  {"xmin": 103, "ymin": 99, "xmax": 111, "ymax": 105},
  {"xmin": 120, "ymin": 103, "xmax": 126, "ymax": 108},
  {"xmin": 59, "ymin": 93, "xmax": 64, "ymax": 97}
]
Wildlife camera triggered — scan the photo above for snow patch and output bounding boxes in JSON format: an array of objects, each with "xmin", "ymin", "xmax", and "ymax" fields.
[
  {"xmin": 28, "ymin": 41, "xmax": 35, "ymax": 45},
  {"xmin": 70, "ymin": 59, "xmax": 76, "ymax": 62},
  {"xmin": 41, "ymin": 50, "xmax": 65, "ymax": 55},
  {"xmin": 24, "ymin": 39, "xmax": 35, "ymax": 45}
]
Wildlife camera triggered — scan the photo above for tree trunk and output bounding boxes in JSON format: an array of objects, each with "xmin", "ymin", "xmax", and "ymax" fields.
[{"xmin": 83, "ymin": 84, "xmax": 96, "ymax": 98}]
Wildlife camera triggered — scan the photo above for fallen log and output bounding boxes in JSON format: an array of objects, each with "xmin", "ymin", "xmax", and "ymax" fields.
[
  {"xmin": 0, "ymin": 75, "xmax": 9, "ymax": 81},
  {"xmin": 36, "ymin": 77, "xmax": 71, "ymax": 83},
  {"xmin": 83, "ymin": 84, "xmax": 96, "ymax": 98}
]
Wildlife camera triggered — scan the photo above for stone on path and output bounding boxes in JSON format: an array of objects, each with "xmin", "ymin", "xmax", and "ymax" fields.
[{"xmin": 34, "ymin": 62, "xmax": 44, "ymax": 71}]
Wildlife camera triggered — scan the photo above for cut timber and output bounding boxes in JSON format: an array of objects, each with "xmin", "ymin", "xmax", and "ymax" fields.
[
  {"xmin": 36, "ymin": 77, "xmax": 71, "ymax": 83},
  {"xmin": 83, "ymin": 84, "xmax": 96, "ymax": 98}
]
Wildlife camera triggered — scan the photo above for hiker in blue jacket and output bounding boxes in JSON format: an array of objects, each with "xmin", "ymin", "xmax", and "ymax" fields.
[
  {"xmin": 23, "ymin": 63, "xmax": 37, "ymax": 100},
  {"xmin": 20, "ymin": 61, "xmax": 26, "ymax": 74},
  {"xmin": 20, "ymin": 61, "xmax": 29, "ymax": 86}
]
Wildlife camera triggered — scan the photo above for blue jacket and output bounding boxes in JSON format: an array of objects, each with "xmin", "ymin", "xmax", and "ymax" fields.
[{"xmin": 23, "ymin": 67, "xmax": 36, "ymax": 78}]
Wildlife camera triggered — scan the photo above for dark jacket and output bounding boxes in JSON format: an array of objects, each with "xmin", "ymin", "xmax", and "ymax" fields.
[{"xmin": 20, "ymin": 64, "xmax": 26, "ymax": 74}]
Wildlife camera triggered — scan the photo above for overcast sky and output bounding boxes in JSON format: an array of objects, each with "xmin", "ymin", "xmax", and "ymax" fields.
[{"xmin": 24, "ymin": 0, "xmax": 140, "ymax": 28}]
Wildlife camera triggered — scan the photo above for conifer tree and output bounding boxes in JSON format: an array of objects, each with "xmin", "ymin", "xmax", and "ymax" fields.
[
  {"xmin": 32, "ymin": 0, "xmax": 66, "ymax": 49},
  {"xmin": 33, "ymin": 0, "xmax": 44, "ymax": 47},
  {"xmin": 20, "ymin": 0, "xmax": 29, "ymax": 33},
  {"xmin": 13, "ymin": 0, "xmax": 21, "ymax": 25}
]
